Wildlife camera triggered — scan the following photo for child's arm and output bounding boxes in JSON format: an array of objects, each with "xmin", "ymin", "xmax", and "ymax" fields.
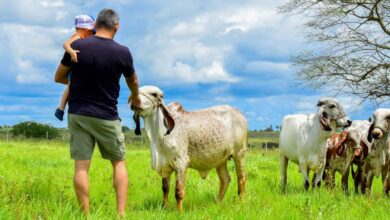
[{"xmin": 63, "ymin": 34, "xmax": 81, "ymax": 62}]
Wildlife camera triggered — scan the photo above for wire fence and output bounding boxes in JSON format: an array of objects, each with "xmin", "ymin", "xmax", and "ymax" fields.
[{"xmin": 0, "ymin": 130, "xmax": 279, "ymax": 149}]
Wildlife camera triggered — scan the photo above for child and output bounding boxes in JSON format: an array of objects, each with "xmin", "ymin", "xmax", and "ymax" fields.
[{"xmin": 55, "ymin": 14, "xmax": 95, "ymax": 121}]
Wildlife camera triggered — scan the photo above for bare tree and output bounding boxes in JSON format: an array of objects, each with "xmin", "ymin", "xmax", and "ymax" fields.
[{"xmin": 280, "ymin": 0, "xmax": 390, "ymax": 102}]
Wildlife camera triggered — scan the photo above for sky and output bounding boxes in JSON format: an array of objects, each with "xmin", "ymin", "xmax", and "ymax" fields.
[{"xmin": 0, "ymin": 0, "xmax": 385, "ymax": 130}]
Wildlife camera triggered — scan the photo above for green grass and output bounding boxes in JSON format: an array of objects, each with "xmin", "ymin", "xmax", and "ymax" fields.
[{"xmin": 1, "ymin": 140, "xmax": 390, "ymax": 220}]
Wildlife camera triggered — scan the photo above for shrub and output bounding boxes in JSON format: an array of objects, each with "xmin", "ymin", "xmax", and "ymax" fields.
[{"xmin": 11, "ymin": 121, "xmax": 59, "ymax": 139}]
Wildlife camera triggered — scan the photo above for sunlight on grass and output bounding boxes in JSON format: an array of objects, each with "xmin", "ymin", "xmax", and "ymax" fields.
[{"xmin": 0, "ymin": 140, "xmax": 389, "ymax": 219}]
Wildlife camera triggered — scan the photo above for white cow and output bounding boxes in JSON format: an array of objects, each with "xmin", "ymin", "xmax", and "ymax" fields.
[
  {"xmin": 279, "ymin": 98, "xmax": 351, "ymax": 191},
  {"xmin": 357, "ymin": 108, "xmax": 390, "ymax": 194},
  {"xmin": 131, "ymin": 86, "xmax": 247, "ymax": 211}
]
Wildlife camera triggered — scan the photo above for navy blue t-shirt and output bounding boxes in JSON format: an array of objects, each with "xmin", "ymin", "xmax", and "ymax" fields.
[{"xmin": 61, "ymin": 36, "xmax": 135, "ymax": 120}]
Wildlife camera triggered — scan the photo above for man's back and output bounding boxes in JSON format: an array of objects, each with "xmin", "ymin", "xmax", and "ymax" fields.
[{"xmin": 61, "ymin": 36, "xmax": 135, "ymax": 120}]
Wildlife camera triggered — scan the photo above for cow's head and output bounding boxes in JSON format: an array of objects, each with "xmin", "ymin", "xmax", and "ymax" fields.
[
  {"xmin": 317, "ymin": 98, "xmax": 352, "ymax": 131},
  {"xmin": 327, "ymin": 130, "xmax": 362, "ymax": 158},
  {"xmin": 367, "ymin": 108, "xmax": 390, "ymax": 142},
  {"xmin": 130, "ymin": 85, "xmax": 175, "ymax": 136}
]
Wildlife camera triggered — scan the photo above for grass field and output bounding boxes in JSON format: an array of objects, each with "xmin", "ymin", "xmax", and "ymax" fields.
[{"xmin": 1, "ymin": 140, "xmax": 390, "ymax": 220}]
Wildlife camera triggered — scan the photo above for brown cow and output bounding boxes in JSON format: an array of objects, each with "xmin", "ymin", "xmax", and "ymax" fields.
[{"xmin": 322, "ymin": 130, "xmax": 362, "ymax": 192}]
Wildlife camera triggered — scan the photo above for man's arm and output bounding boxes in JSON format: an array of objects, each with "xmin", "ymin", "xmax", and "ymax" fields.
[
  {"xmin": 125, "ymin": 73, "xmax": 141, "ymax": 107},
  {"xmin": 54, "ymin": 63, "xmax": 71, "ymax": 84}
]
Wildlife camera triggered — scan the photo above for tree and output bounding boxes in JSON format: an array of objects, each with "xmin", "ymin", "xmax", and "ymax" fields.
[
  {"xmin": 280, "ymin": 0, "xmax": 390, "ymax": 102},
  {"xmin": 122, "ymin": 126, "xmax": 130, "ymax": 132},
  {"xmin": 11, "ymin": 121, "xmax": 59, "ymax": 139},
  {"xmin": 264, "ymin": 125, "xmax": 274, "ymax": 132}
]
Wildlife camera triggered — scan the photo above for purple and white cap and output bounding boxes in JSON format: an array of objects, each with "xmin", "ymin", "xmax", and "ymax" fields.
[{"xmin": 74, "ymin": 14, "xmax": 94, "ymax": 30}]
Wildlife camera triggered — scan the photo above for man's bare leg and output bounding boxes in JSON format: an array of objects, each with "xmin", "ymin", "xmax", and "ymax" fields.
[
  {"xmin": 111, "ymin": 160, "xmax": 128, "ymax": 217},
  {"xmin": 74, "ymin": 160, "xmax": 91, "ymax": 215}
]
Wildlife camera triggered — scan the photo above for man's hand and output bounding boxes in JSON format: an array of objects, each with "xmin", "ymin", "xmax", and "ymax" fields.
[
  {"xmin": 70, "ymin": 49, "xmax": 80, "ymax": 63},
  {"xmin": 129, "ymin": 93, "xmax": 141, "ymax": 107}
]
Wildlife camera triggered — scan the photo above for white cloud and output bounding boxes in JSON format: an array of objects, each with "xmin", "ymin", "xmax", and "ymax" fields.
[
  {"xmin": 1, "ymin": 23, "xmax": 66, "ymax": 62},
  {"xmin": 0, "ymin": 23, "xmax": 69, "ymax": 84},
  {"xmin": 245, "ymin": 61, "xmax": 291, "ymax": 74},
  {"xmin": 15, "ymin": 60, "xmax": 50, "ymax": 84},
  {"xmin": 0, "ymin": 0, "xmax": 77, "ymax": 26},
  {"xmin": 221, "ymin": 7, "xmax": 278, "ymax": 34},
  {"xmin": 172, "ymin": 61, "xmax": 238, "ymax": 83},
  {"xmin": 133, "ymin": 0, "xmax": 304, "ymax": 86},
  {"xmin": 39, "ymin": 0, "xmax": 64, "ymax": 8}
]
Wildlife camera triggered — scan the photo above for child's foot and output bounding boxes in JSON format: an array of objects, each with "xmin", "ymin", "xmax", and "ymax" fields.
[{"xmin": 55, "ymin": 108, "xmax": 64, "ymax": 121}]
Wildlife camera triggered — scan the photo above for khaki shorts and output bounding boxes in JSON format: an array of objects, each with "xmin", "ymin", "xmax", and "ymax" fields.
[{"xmin": 68, "ymin": 114, "xmax": 126, "ymax": 160}]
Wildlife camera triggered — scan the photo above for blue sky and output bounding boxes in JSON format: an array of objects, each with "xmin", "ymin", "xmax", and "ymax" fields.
[{"xmin": 0, "ymin": 0, "xmax": 384, "ymax": 130}]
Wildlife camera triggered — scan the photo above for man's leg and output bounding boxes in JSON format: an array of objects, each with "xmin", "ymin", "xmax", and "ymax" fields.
[
  {"xmin": 111, "ymin": 160, "xmax": 128, "ymax": 217},
  {"xmin": 74, "ymin": 160, "xmax": 92, "ymax": 215}
]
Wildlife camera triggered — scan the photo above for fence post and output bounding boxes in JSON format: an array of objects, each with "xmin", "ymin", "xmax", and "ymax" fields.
[
  {"xmin": 46, "ymin": 131, "xmax": 49, "ymax": 140},
  {"xmin": 6, "ymin": 130, "xmax": 9, "ymax": 144}
]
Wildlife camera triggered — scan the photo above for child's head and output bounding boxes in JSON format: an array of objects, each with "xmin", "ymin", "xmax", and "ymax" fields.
[{"xmin": 74, "ymin": 14, "xmax": 95, "ymax": 38}]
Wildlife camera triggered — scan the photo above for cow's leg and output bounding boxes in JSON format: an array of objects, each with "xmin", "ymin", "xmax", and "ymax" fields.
[
  {"xmin": 162, "ymin": 174, "xmax": 172, "ymax": 208},
  {"xmin": 365, "ymin": 171, "xmax": 374, "ymax": 195},
  {"xmin": 354, "ymin": 166, "xmax": 362, "ymax": 194},
  {"xmin": 175, "ymin": 168, "xmax": 186, "ymax": 211},
  {"xmin": 342, "ymin": 168, "xmax": 350, "ymax": 193},
  {"xmin": 299, "ymin": 162, "xmax": 310, "ymax": 190},
  {"xmin": 216, "ymin": 161, "xmax": 231, "ymax": 203},
  {"xmin": 381, "ymin": 165, "xmax": 390, "ymax": 196},
  {"xmin": 387, "ymin": 175, "xmax": 390, "ymax": 196},
  {"xmin": 280, "ymin": 155, "xmax": 289, "ymax": 192},
  {"xmin": 312, "ymin": 173, "xmax": 317, "ymax": 187},
  {"xmin": 361, "ymin": 173, "xmax": 367, "ymax": 194},
  {"xmin": 324, "ymin": 169, "xmax": 335, "ymax": 189},
  {"xmin": 313, "ymin": 160, "xmax": 326, "ymax": 189},
  {"xmin": 233, "ymin": 155, "xmax": 246, "ymax": 200}
]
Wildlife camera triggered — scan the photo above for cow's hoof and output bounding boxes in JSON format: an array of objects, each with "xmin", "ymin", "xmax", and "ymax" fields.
[{"xmin": 304, "ymin": 181, "xmax": 310, "ymax": 190}]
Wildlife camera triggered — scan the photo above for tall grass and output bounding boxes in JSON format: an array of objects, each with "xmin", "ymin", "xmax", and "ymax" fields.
[{"xmin": 0, "ymin": 140, "xmax": 389, "ymax": 219}]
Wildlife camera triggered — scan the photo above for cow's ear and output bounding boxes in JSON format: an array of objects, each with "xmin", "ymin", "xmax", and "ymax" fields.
[
  {"xmin": 367, "ymin": 123, "xmax": 374, "ymax": 143},
  {"xmin": 160, "ymin": 104, "xmax": 175, "ymax": 135},
  {"xmin": 336, "ymin": 131, "xmax": 348, "ymax": 156},
  {"xmin": 317, "ymin": 100, "xmax": 326, "ymax": 107},
  {"xmin": 133, "ymin": 113, "xmax": 141, "ymax": 135},
  {"xmin": 319, "ymin": 111, "xmax": 332, "ymax": 131}
]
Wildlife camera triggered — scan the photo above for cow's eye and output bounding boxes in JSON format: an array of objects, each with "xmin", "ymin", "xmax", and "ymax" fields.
[
  {"xmin": 329, "ymin": 104, "xmax": 336, "ymax": 109},
  {"xmin": 386, "ymin": 115, "xmax": 390, "ymax": 121},
  {"xmin": 151, "ymin": 93, "xmax": 158, "ymax": 98}
]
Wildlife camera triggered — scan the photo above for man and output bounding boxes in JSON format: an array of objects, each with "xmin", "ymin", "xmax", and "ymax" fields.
[{"xmin": 54, "ymin": 8, "xmax": 140, "ymax": 217}]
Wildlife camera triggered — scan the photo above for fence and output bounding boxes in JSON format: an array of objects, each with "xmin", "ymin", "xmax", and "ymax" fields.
[
  {"xmin": 0, "ymin": 129, "xmax": 279, "ymax": 149},
  {"xmin": 0, "ymin": 130, "xmax": 148, "ymax": 147}
]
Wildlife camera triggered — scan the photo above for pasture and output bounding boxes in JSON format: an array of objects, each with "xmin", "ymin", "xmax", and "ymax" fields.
[{"xmin": 0, "ymin": 139, "xmax": 389, "ymax": 220}]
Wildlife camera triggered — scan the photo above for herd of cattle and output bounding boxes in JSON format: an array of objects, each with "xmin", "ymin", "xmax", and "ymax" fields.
[
  {"xmin": 131, "ymin": 85, "xmax": 390, "ymax": 210},
  {"xmin": 280, "ymin": 98, "xmax": 390, "ymax": 195}
]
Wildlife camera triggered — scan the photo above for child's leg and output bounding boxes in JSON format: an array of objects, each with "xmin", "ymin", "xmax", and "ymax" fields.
[{"xmin": 59, "ymin": 85, "xmax": 70, "ymax": 111}]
